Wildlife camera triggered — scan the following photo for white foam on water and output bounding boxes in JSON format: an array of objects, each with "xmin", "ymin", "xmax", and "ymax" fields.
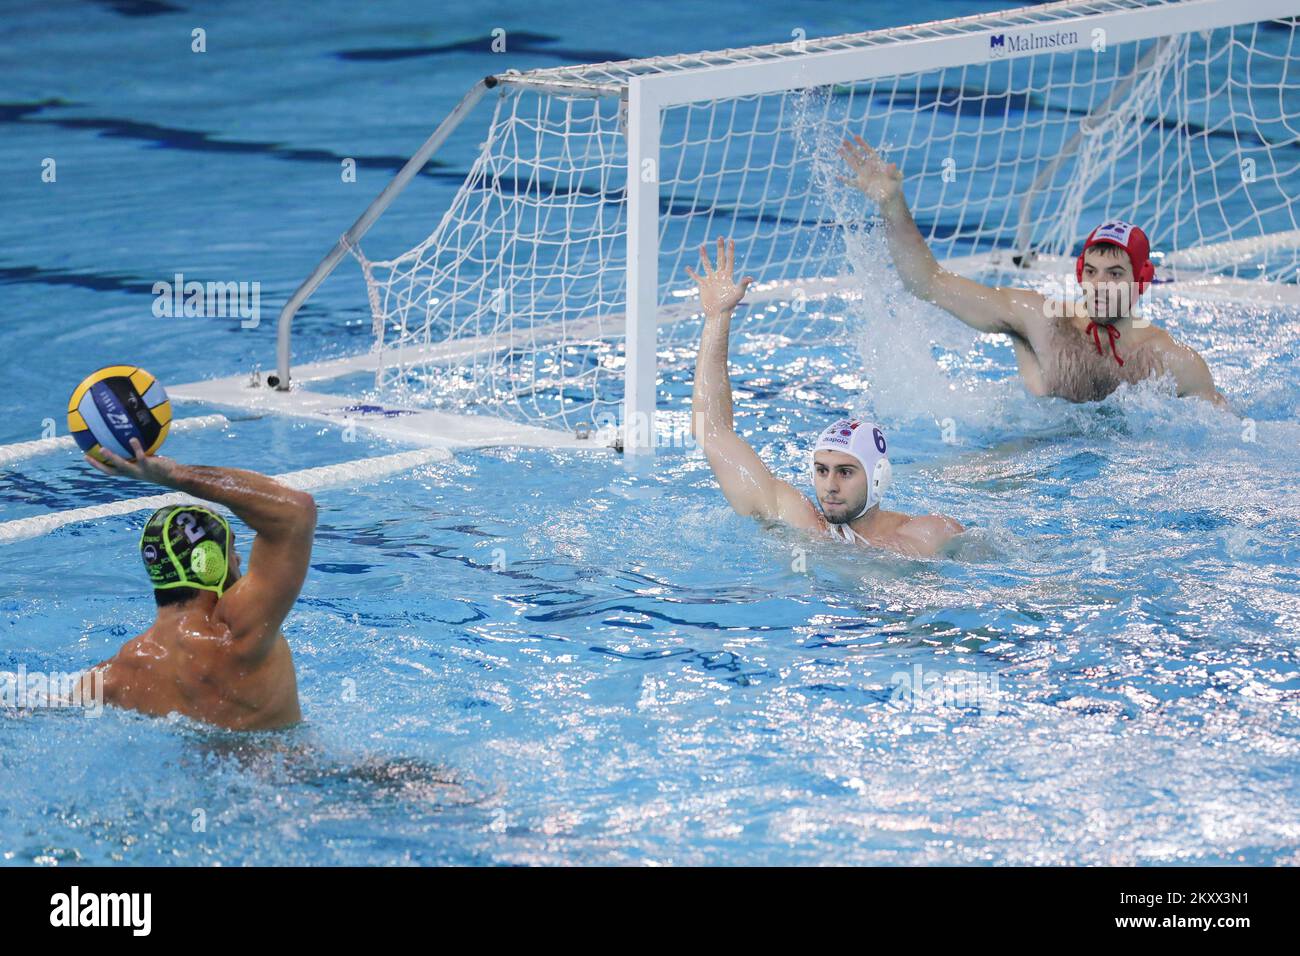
[{"xmin": 792, "ymin": 90, "xmax": 1009, "ymax": 429}]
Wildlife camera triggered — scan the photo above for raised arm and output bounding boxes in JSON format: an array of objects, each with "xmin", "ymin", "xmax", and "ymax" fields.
[
  {"xmin": 839, "ymin": 135, "xmax": 1043, "ymax": 339},
  {"xmin": 687, "ymin": 238, "xmax": 820, "ymax": 531},
  {"xmin": 87, "ymin": 439, "xmax": 317, "ymax": 653}
]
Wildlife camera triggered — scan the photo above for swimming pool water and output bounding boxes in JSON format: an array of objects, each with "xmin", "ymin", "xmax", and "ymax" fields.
[{"xmin": 2, "ymin": 0, "xmax": 1299, "ymax": 866}]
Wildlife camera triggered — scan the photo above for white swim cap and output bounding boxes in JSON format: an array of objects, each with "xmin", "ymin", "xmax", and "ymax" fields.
[{"xmin": 810, "ymin": 419, "xmax": 892, "ymax": 519}]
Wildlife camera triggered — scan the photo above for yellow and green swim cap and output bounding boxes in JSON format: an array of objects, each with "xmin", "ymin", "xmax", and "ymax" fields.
[{"xmin": 139, "ymin": 505, "xmax": 232, "ymax": 597}]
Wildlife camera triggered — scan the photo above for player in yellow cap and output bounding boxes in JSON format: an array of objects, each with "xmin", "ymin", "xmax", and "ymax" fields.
[{"xmin": 76, "ymin": 438, "xmax": 317, "ymax": 730}]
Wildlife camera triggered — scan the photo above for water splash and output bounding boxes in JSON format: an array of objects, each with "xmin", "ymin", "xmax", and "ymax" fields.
[{"xmin": 793, "ymin": 88, "xmax": 1005, "ymax": 427}]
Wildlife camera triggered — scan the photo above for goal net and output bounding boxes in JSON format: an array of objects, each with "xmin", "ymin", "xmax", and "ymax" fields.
[{"xmin": 335, "ymin": 0, "xmax": 1299, "ymax": 449}]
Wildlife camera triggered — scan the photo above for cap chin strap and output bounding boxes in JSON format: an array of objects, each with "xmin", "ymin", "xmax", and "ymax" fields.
[{"xmin": 1086, "ymin": 320, "xmax": 1125, "ymax": 366}]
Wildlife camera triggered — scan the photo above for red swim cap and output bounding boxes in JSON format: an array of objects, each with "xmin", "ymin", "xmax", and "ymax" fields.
[{"xmin": 1075, "ymin": 220, "xmax": 1156, "ymax": 294}]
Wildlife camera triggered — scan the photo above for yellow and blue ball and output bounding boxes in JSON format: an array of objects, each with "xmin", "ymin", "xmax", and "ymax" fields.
[{"xmin": 67, "ymin": 365, "xmax": 171, "ymax": 463}]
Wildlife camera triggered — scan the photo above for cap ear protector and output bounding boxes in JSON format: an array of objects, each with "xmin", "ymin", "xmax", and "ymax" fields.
[
  {"xmin": 868, "ymin": 456, "xmax": 892, "ymax": 513},
  {"xmin": 1135, "ymin": 258, "xmax": 1155, "ymax": 291},
  {"xmin": 189, "ymin": 539, "xmax": 227, "ymax": 585}
]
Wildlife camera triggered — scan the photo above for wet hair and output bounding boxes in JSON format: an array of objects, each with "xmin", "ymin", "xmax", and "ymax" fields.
[
  {"xmin": 153, "ymin": 586, "xmax": 203, "ymax": 608},
  {"xmin": 1086, "ymin": 244, "xmax": 1131, "ymax": 266}
]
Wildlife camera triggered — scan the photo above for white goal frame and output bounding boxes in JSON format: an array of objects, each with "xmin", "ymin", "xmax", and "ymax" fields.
[{"xmin": 200, "ymin": 0, "xmax": 1300, "ymax": 456}]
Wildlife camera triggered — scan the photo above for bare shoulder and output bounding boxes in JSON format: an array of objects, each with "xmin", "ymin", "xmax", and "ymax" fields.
[
  {"xmin": 83, "ymin": 645, "xmax": 137, "ymax": 705},
  {"xmin": 903, "ymin": 513, "xmax": 965, "ymax": 537},
  {"xmin": 1148, "ymin": 329, "xmax": 1221, "ymax": 394},
  {"xmin": 897, "ymin": 513, "xmax": 965, "ymax": 556},
  {"xmin": 1151, "ymin": 327, "xmax": 1205, "ymax": 369}
]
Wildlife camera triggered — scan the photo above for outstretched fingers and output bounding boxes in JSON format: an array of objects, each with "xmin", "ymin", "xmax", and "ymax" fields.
[
  {"xmin": 698, "ymin": 242, "xmax": 714, "ymax": 277},
  {"xmin": 840, "ymin": 135, "xmax": 883, "ymax": 172},
  {"xmin": 694, "ymin": 238, "xmax": 747, "ymax": 296}
]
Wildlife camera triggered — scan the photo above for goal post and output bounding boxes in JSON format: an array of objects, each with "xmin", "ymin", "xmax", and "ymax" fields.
[{"xmin": 264, "ymin": 0, "xmax": 1300, "ymax": 457}]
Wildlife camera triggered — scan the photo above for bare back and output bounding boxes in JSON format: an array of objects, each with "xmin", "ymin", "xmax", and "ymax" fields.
[
  {"xmin": 98, "ymin": 609, "xmax": 301, "ymax": 731},
  {"xmin": 78, "ymin": 449, "xmax": 317, "ymax": 732}
]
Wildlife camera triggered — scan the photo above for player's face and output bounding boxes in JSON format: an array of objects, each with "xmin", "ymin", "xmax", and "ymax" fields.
[
  {"xmin": 1080, "ymin": 247, "xmax": 1137, "ymax": 322},
  {"xmin": 812, "ymin": 450, "xmax": 869, "ymax": 523}
]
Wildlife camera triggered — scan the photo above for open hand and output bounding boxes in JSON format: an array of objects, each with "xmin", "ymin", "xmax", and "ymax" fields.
[
  {"xmin": 685, "ymin": 237, "xmax": 754, "ymax": 317},
  {"xmin": 85, "ymin": 437, "xmax": 176, "ymax": 486},
  {"xmin": 838, "ymin": 135, "xmax": 903, "ymax": 205}
]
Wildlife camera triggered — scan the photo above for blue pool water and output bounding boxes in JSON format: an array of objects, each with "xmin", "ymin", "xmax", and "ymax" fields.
[{"xmin": 3, "ymin": 0, "xmax": 1300, "ymax": 865}]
